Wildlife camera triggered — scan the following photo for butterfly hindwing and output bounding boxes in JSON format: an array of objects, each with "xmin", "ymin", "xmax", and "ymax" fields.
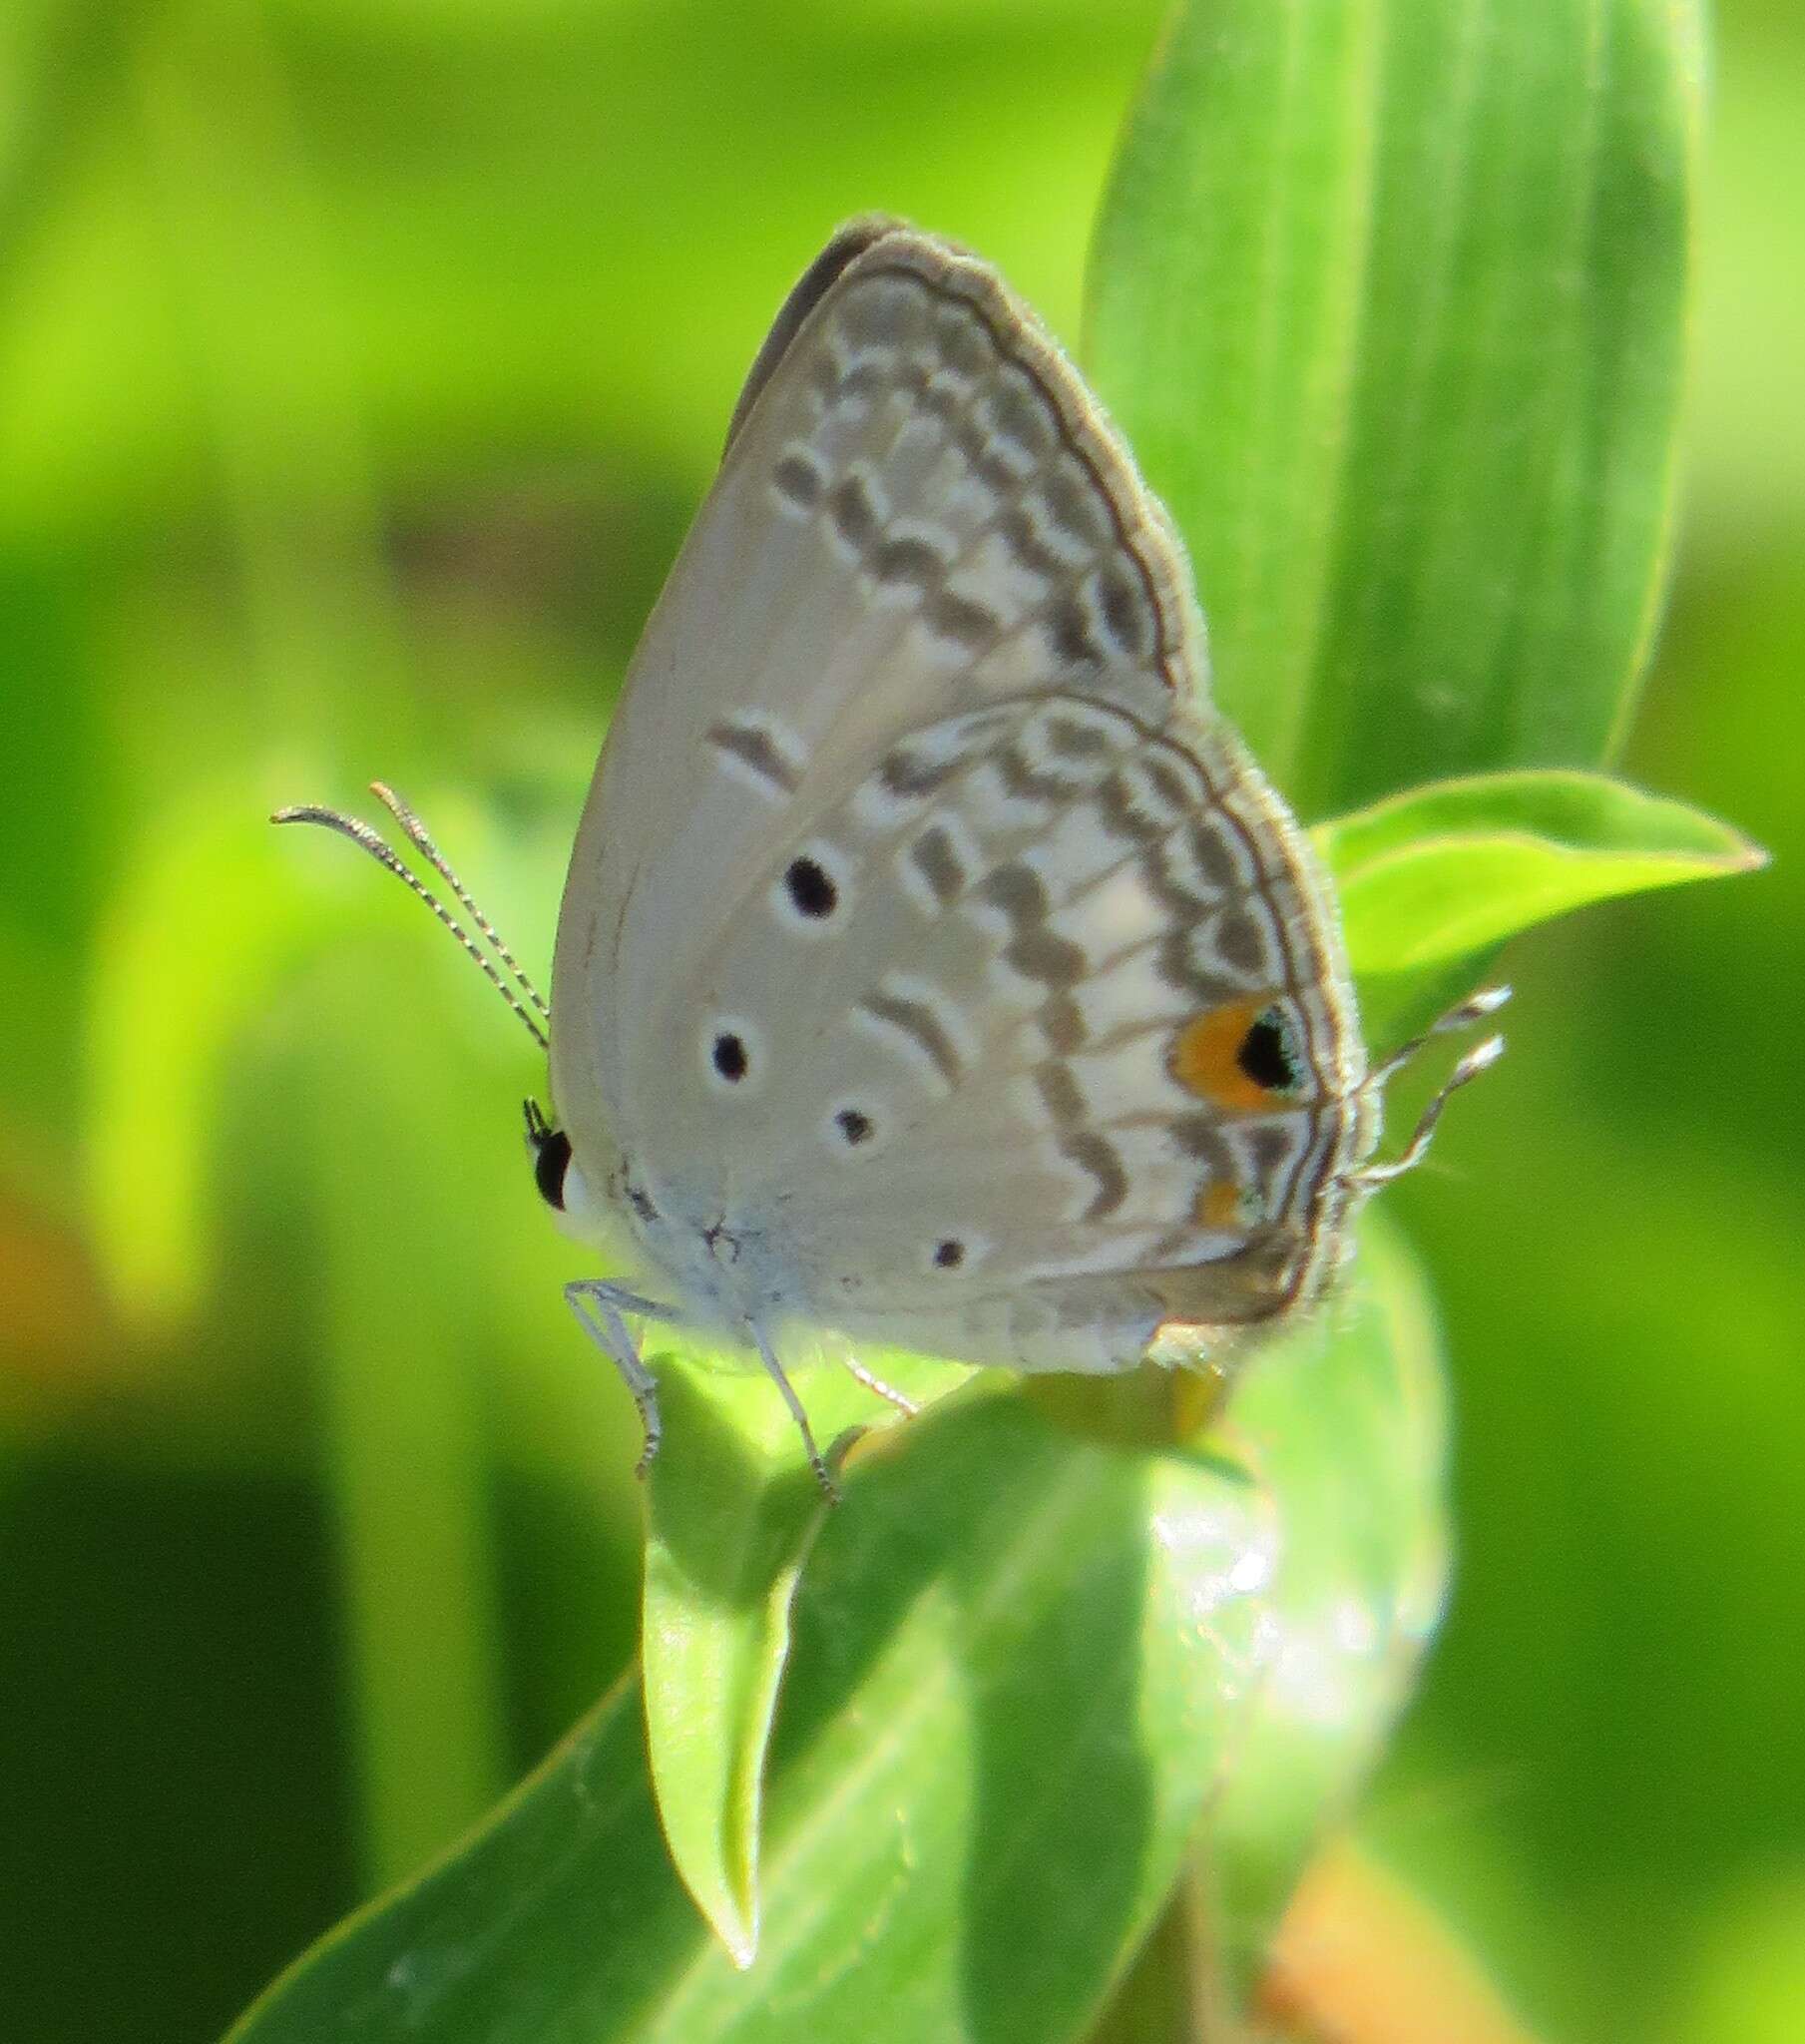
[{"xmin": 687, "ymin": 689, "xmax": 1373, "ymax": 1366}]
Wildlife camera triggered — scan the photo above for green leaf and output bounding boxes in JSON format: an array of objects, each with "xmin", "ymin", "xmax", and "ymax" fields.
[
  {"xmin": 1086, "ymin": 0, "xmax": 1702, "ymax": 815},
  {"xmin": 1196, "ymin": 1220, "xmax": 1449, "ymax": 1997},
  {"xmin": 1085, "ymin": 1224, "xmax": 1449, "ymax": 2039},
  {"xmin": 1315, "ymin": 768, "xmax": 1765, "ymax": 980},
  {"xmin": 639, "ymin": 1349, "xmax": 960, "ymax": 1966},
  {"xmin": 224, "ymin": 1223, "xmax": 1445, "ymax": 2043},
  {"xmin": 640, "ymin": 1367, "xmax": 836, "ymax": 1969},
  {"xmin": 1081, "ymin": 1862, "xmax": 1222, "ymax": 2044}
]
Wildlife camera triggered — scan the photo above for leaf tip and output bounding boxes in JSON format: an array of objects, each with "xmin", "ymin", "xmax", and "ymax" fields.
[
  {"xmin": 699, "ymin": 1890, "xmax": 759, "ymax": 1969},
  {"xmin": 682, "ymin": 1869, "xmax": 759, "ymax": 1969}
]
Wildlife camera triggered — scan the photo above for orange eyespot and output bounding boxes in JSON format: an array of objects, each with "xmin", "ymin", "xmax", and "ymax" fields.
[
  {"xmin": 1195, "ymin": 1180, "xmax": 1244, "ymax": 1230},
  {"xmin": 1168, "ymin": 997, "xmax": 1298, "ymax": 1112}
]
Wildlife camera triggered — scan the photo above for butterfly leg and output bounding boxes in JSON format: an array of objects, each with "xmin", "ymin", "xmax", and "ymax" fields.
[
  {"xmin": 1344, "ymin": 1031, "xmax": 1507, "ymax": 1190},
  {"xmin": 748, "ymin": 1322, "xmax": 840, "ymax": 1504},
  {"xmin": 1339, "ymin": 983, "xmax": 1510, "ymax": 1191},
  {"xmin": 842, "ymin": 1355, "xmax": 921, "ymax": 1419},
  {"xmin": 564, "ymin": 1279, "xmax": 678, "ymax": 1476},
  {"xmin": 1367, "ymin": 983, "xmax": 1512, "ymax": 1089}
]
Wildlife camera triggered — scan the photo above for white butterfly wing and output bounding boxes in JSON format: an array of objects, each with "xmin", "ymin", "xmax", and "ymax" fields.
[
  {"xmin": 553, "ymin": 224, "xmax": 1194, "ymax": 1136},
  {"xmin": 551, "ymin": 220, "xmax": 1372, "ymax": 1364},
  {"xmin": 700, "ymin": 691, "xmax": 1371, "ymax": 1366}
]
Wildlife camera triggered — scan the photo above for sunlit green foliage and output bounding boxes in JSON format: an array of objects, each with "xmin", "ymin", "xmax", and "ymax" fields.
[{"xmin": 1, "ymin": 3, "xmax": 1798, "ymax": 2042}]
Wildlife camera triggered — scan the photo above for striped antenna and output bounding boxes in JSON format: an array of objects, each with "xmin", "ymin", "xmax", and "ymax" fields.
[{"xmin": 272, "ymin": 785, "xmax": 550, "ymax": 1051}]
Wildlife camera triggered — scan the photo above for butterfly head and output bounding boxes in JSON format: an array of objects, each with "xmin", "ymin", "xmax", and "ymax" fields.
[
  {"xmin": 523, "ymin": 1097, "xmax": 573, "ymax": 1212},
  {"xmin": 523, "ymin": 1096, "xmax": 631, "ymax": 1258}
]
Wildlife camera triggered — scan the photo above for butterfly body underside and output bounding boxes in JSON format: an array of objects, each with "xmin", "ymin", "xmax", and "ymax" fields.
[{"xmin": 549, "ymin": 219, "xmax": 1380, "ymax": 1380}]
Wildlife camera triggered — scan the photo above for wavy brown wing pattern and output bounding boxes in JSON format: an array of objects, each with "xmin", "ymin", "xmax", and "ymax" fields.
[{"xmin": 550, "ymin": 221, "xmax": 1371, "ymax": 1368}]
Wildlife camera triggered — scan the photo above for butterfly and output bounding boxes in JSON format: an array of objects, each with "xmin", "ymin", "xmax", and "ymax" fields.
[{"xmin": 278, "ymin": 218, "xmax": 1504, "ymax": 1494}]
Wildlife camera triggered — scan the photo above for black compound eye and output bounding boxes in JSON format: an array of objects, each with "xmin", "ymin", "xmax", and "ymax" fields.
[
  {"xmin": 533, "ymin": 1130, "xmax": 572, "ymax": 1210},
  {"xmin": 524, "ymin": 1101, "xmax": 573, "ymax": 1211}
]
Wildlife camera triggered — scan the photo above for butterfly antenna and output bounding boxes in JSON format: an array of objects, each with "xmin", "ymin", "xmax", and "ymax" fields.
[
  {"xmin": 1342, "ymin": 983, "xmax": 1511, "ymax": 1191},
  {"xmin": 370, "ymin": 781, "xmax": 551, "ymax": 1025},
  {"xmin": 271, "ymin": 795, "xmax": 550, "ymax": 1052}
]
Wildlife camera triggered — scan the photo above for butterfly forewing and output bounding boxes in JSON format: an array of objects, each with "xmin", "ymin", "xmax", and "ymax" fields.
[
  {"xmin": 553, "ymin": 227, "xmax": 1195, "ymax": 1126},
  {"xmin": 551, "ymin": 221, "xmax": 1374, "ymax": 1365}
]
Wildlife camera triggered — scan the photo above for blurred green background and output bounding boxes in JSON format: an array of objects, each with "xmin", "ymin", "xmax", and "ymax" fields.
[{"xmin": 1, "ymin": 3, "xmax": 1797, "ymax": 2041}]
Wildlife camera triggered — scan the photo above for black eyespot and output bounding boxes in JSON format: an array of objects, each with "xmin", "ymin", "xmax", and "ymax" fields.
[
  {"xmin": 627, "ymin": 1183, "xmax": 657, "ymax": 1224},
  {"xmin": 1236, "ymin": 1009, "xmax": 1299, "ymax": 1093},
  {"xmin": 836, "ymin": 1107, "xmax": 873, "ymax": 1146},
  {"xmin": 933, "ymin": 1239, "xmax": 964, "ymax": 1270},
  {"xmin": 785, "ymin": 855, "xmax": 837, "ymax": 918},
  {"xmin": 712, "ymin": 1031, "xmax": 749, "ymax": 1082}
]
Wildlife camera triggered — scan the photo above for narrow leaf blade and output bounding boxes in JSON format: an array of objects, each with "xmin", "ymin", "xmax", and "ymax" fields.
[
  {"xmin": 1314, "ymin": 768, "xmax": 1766, "ymax": 979},
  {"xmin": 1086, "ymin": 0, "xmax": 1702, "ymax": 812},
  {"xmin": 639, "ymin": 1349, "xmax": 957, "ymax": 1965}
]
